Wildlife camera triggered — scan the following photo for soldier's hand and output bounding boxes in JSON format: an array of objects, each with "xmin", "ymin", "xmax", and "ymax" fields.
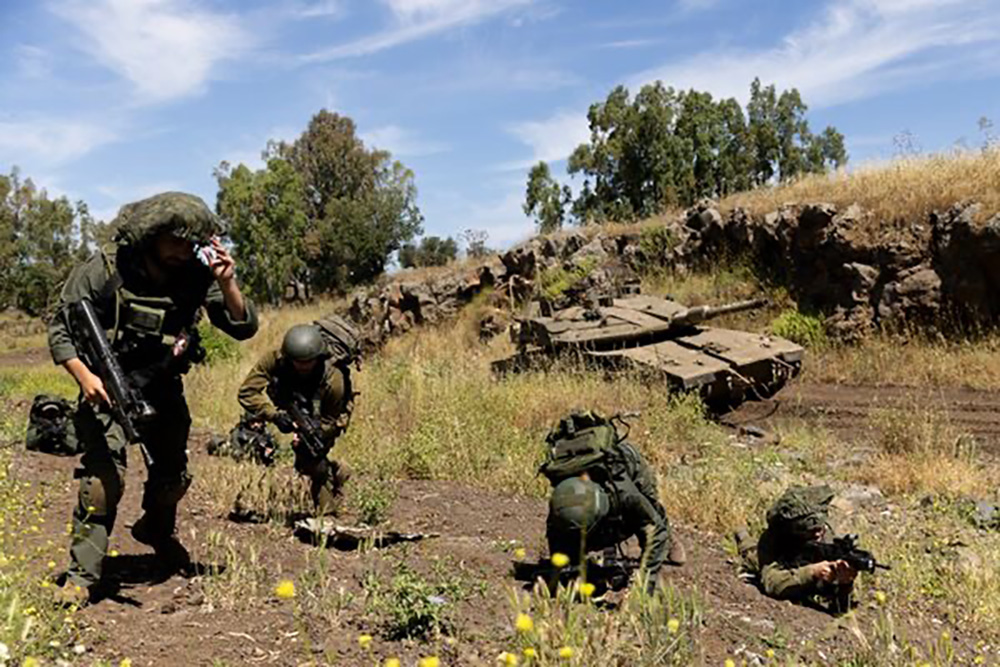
[
  {"xmin": 207, "ymin": 237, "xmax": 236, "ymax": 283},
  {"xmin": 830, "ymin": 559, "xmax": 858, "ymax": 584},
  {"xmin": 809, "ymin": 560, "xmax": 837, "ymax": 582},
  {"xmin": 80, "ymin": 370, "xmax": 109, "ymax": 405},
  {"xmin": 273, "ymin": 412, "xmax": 295, "ymax": 434}
]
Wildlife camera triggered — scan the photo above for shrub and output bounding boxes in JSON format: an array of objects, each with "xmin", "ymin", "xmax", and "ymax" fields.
[
  {"xmin": 198, "ymin": 320, "xmax": 242, "ymax": 365},
  {"xmin": 351, "ymin": 477, "xmax": 397, "ymax": 526},
  {"xmin": 637, "ymin": 225, "xmax": 678, "ymax": 269},
  {"xmin": 537, "ymin": 257, "xmax": 599, "ymax": 301},
  {"xmin": 770, "ymin": 309, "xmax": 827, "ymax": 347}
]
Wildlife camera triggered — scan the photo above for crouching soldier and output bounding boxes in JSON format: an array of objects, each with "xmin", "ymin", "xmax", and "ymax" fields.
[
  {"xmin": 543, "ymin": 412, "xmax": 686, "ymax": 594},
  {"xmin": 238, "ymin": 322, "xmax": 355, "ymax": 515},
  {"xmin": 735, "ymin": 485, "xmax": 879, "ymax": 613},
  {"xmin": 48, "ymin": 192, "xmax": 259, "ymax": 604}
]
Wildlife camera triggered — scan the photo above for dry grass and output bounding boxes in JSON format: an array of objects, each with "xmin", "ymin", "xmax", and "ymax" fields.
[{"xmin": 720, "ymin": 148, "xmax": 1000, "ymax": 223}]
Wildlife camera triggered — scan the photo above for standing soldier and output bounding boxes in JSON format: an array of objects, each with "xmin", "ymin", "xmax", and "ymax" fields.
[
  {"xmin": 48, "ymin": 192, "xmax": 259, "ymax": 604},
  {"xmin": 237, "ymin": 320, "xmax": 355, "ymax": 515}
]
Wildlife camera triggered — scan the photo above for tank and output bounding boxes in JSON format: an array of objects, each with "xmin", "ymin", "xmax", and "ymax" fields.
[{"xmin": 494, "ymin": 293, "xmax": 804, "ymax": 408}]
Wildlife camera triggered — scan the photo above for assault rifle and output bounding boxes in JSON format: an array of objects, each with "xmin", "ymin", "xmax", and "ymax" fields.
[
  {"xmin": 267, "ymin": 386, "xmax": 328, "ymax": 460},
  {"xmin": 802, "ymin": 533, "xmax": 891, "ymax": 575},
  {"xmin": 513, "ymin": 553, "xmax": 636, "ymax": 594},
  {"xmin": 69, "ymin": 299, "xmax": 156, "ymax": 467}
]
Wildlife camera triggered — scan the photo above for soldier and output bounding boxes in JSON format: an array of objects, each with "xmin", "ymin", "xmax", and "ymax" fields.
[
  {"xmin": 48, "ymin": 192, "xmax": 259, "ymax": 604},
  {"xmin": 735, "ymin": 485, "xmax": 858, "ymax": 611},
  {"xmin": 237, "ymin": 323, "xmax": 353, "ymax": 515},
  {"xmin": 543, "ymin": 412, "xmax": 686, "ymax": 594}
]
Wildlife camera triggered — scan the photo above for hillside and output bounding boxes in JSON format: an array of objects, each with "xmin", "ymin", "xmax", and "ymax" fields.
[{"xmin": 2, "ymin": 153, "xmax": 1000, "ymax": 665}]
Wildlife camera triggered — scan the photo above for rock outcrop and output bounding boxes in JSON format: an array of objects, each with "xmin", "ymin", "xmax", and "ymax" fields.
[{"xmin": 344, "ymin": 200, "xmax": 1000, "ymax": 348}]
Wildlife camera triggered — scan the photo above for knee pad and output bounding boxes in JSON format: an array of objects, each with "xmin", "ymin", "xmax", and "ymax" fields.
[{"xmin": 78, "ymin": 473, "xmax": 123, "ymax": 518}]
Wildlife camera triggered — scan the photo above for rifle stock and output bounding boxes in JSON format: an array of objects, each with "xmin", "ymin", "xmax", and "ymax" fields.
[{"xmin": 69, "ymin": 299, "xmax": 156, "ymax": 467}]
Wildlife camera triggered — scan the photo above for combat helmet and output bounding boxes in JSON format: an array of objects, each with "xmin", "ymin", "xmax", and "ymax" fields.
[
  {"xmin": 549, "ymin": 477, "xmax": 610, "ymax": 532},
  {"xmin": 282, "ymin": 324, "xmax": 327, "ymax": 362},
  {"xmin": 112, "ymin": 192, "xmax": 222, "ymax": 246},
  {"xmin": 766, "ymin": 485, "xmax": 834, "ymax": 538}
]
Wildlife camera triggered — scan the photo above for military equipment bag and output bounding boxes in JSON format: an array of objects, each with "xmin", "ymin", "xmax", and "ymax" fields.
[
  {"xmin": 313, "ymin": 313, "xmax": 362, "ymax": 367},
  {"xmin": 540, "ymin": 411, "xmax": 624, "ymax": 484},
  {"xmin": 25, "ymin": 394, "xmax": 81, "ymax": 455}
]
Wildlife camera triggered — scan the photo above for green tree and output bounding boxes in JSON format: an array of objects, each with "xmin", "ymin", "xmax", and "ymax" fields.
[
  {"xmin": 0, "ymin": 168, "xmax": 95, "ymax": 314},
  {"xmin": 398, "ymin": 236, "xmax": 459, "ymax": 268},
  {"xmin": 216, "ymin": 109, "xmax": 423, "ymax": 298},
  {"xmin": 523, "ymin": 161, "xmax": 570, "ymax": 233}
]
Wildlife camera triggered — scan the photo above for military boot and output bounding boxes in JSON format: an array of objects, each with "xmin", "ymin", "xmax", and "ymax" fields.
[
  {"xmin": 311, "ymin": 460, "xmax": 352, "ymax": 516},
  {"xmin": 131, "ymin": 508, "xmax": 191, "ymax": 574}
]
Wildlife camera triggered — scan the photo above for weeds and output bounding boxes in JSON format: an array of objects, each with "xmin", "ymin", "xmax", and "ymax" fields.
[
  {"xmin": 351, "ymin": 477, "xmax": 397, "ymax": 526},
  {"xmin": 771, "ymin": 309, "xmax": 828, "ymax": 348}
]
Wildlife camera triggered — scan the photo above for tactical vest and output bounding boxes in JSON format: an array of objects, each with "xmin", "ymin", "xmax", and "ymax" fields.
[{"xmin": 95, "ymin": 246, "xmax": 211, "ymax": 374}]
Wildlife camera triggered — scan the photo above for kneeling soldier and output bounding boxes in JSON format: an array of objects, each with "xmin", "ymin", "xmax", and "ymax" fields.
[
  {"xmin": 543, "ymin": 412, "xmax": 686, "ymax": 594},
  {"xmin": 238, "ymin": 324, "xmax": 353, "ymax": 514}
]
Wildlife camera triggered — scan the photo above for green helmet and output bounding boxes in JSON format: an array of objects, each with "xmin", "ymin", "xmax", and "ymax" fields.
[
  {"xmin": 766, "ymin": 485, "xmax": 834, "ymax": 537},
  {"xmin": 112, "ymin": 192, "xmax": 222, "ymax": 246},
  {"xmin": 549, "ymin": 477, "xmax": 610, "ymax": 532},
  {"xmin": 281, "ymin": 324, "xmax": 326, "ymax": 362}
]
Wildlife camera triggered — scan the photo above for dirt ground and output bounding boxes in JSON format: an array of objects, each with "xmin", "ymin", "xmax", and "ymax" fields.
[
  {"xmin": 5, "ymin": 360, "xmax": 998, "ymax": 665},
  {"xmin": 4, "ymin": 430, "xmax": 950, "ymax": 667}
]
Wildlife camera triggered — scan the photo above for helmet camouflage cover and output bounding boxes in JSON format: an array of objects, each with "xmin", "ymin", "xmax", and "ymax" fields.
[
  {"xmin": 549, "ymin": 476, "xmax": 610, "ymax": 532},
  {"xmin": 112, "ymin": 192, "xmax": 222, "ymax": 246},
  {"xmin": 766, "ymin": 484, "xmax": 834, "ymax": 536}
]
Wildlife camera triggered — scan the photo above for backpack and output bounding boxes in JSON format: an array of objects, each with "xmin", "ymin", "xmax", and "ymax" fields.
[
  {"xmin": 313, "ymin": 313, "xmax": 362, "ymax": 368},
  {"xmin": 25, "ymin": 395, "xmax": 81, "ymax": 456},
  {"xmin": 539, "ymin": 411, "xmax": 625, "ymax": 484}
]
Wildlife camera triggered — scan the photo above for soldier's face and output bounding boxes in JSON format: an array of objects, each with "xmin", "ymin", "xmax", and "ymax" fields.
[
  {"xmin": 153, "ymin": 232, "xmax": 195, "ymax": 268},
  {"xmin": 291, "ymin": 358, "xmax": 319, "ymax": 375}
]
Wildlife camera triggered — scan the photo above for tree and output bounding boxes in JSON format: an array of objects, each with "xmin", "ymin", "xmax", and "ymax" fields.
[
  {"xmin": 0, "ymin": 168, "xmax": 95, "ymax": 315},
  {"xmin": 398, "ymin": 236, "xmax": 459, "ymax": 268},
  {"xmin": 460, "ymin": 228, "xmax": 492, "ymax": 259},
  {"xmin": 216, "ymin": 109, "xmax": 423, "ymax": 299},
  {"xmin": 523, "ymin": 162, "xmax": 570, "ymax": 233},
  {"xmin": 557, "ymin": 78, "xmax": 848, "ymax": 223}
]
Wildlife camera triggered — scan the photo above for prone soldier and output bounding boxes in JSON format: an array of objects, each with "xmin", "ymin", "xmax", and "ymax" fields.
[
  {"xmin": 237, "ymin": 323, "xmax": 355, "ymax": 515},
  {"xmin": 736, "ymin": 485, "xmax": 887, "ymax": 613},
  {"xmin": 48, "ymin": 192, "xmax": 259, "ymax": 604}
]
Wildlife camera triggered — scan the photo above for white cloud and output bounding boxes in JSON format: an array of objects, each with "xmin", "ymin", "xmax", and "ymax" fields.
[
  {"xmin": 13, "ymin": 45, "xmax": 53, "ymax": 79},
  {"xmin": 219, "ymin": 125, "xmax": 301, "ymax": 171},
  {"xmin": 509, "ymin": 0, "xmax": 1000, "ymax": 165},
  {"xmin": 503, "ymin": 111, "xmax": 589, "ymax": 169},
  {"xmin": 300, "ymin": 0, "xmax": 532, "ymax": 62},
  {"xmin": 52, "ymin": 0, "xmax": 253, "ymax": 104},
  {"xmin": 629, "ymin": 0, "xmax": 1000, "ymax": 107},
  {"xmin": 0, "ymin": 119, "xmax": 116, "ymax": 166},
  {"xmin": 599, "ymin": 39, "xmax": 658, "ymax": 50},
  {"xmin": 361, "ymin": 125, "xmax": 449, "ymax": 157},
  {"xmin": 291, "ymin": 0, "xmax": 344, "ymax": 19}
]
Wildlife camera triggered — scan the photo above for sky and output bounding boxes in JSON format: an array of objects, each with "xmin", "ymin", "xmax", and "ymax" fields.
[{"xmin": 2, "ymin": 0, "xmax": 999, "ymax": 248}]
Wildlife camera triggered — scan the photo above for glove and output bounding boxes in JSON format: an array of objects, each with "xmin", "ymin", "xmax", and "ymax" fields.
[{"xmin": 273, "ymin": 412, "xmax": 296, "ymax": 434}]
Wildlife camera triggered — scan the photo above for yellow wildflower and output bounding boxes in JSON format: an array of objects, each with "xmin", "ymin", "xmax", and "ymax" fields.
[
  {"xmin": 47, "ymin": 560, "xmax": 56, "ymax": 569},
  {"xmin": 109, "ymin": 550, "xmax": 120, "ymax": 558},
  {"xmin": 725, "ymin": 660, "xmax": 736, "ymax": 667},
  {"xmin": 765, "ymin": 649, "xmax": 775, "ymax": 659},
  {"xmin": 551, "ymin": 553, "xmax": 570, "ymax": 568},
  {"xmin": 579, "ymin": 582, "xmax": 596, "ymax": 598},
  {"xmin": 418, "ymin": 658, "xmax": 440, "ymax": 667},
  {"xmin": 558, "ymin": 646, "xmax": 574, "ymax": 659},
  {"xmin": 499, "ymin": 651, "xmax": 518, "ymax": 666},
  {"xmin": 874, "ymin": 590, "xmax": 887, "ymax": 605},
  {"xmin": 523, "ymin": 647, "xmax": 537, "ymax": 659},
  {"xmin": 515, "ymin": 613, "xmax": 534, "ymax": 632},
  {"xmin": 358, "ymin": 634, "xmax": 373, "ymax": 649},
  {"xmin": 666, "ymin": 618, "xmax": 680, "ymax": 634},
  {"xmin": 121, "ymin": 659, "xmax": 133, "ymax": 667},
  {"xmin": 274, "ymin": 579, "xmax": 295, "ymax": 599},
  {"xmin": 385, "ymin": 660, "xmax": 401, "ymax": 667},
  {"xmin": 514, "ymin": 547, "xmax": 527, "ymax": 560},
  {"xmin": 24, "ymin": 658, "xmax": 41, "ymax": 667}
]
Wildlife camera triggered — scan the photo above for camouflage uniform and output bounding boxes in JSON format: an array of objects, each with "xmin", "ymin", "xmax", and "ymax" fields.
[
  {"xmin": 546, "ymin": 442, "xmax": 674, "ymax": 591},
  {"xmin": 48, "ymin": 192, "xmax": 259, "ymax": 590},
  {"xmin": 237, "ymin": 349, "xmax": 352, "ymax": 513},
  {"xmin": 751, "ymin": 485, "xmax": 846, "ymax": 602}
]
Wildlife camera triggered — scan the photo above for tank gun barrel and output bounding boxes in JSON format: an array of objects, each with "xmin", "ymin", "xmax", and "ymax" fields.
[{"xmin": 671, "ymin": 298, "xmax": 768, "ymax": 326}]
